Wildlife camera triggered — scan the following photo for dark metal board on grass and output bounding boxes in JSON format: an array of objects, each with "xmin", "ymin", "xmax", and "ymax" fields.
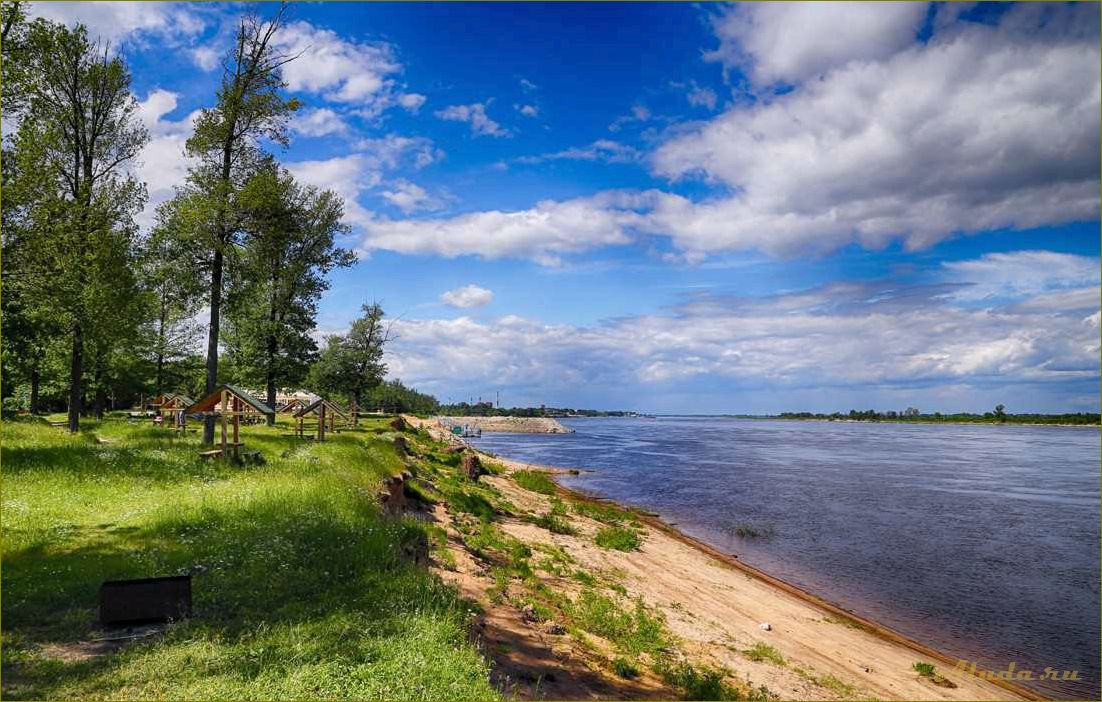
[{"xmin": 99, "ymin": 575, "xmax": 192, "ymax": 626}]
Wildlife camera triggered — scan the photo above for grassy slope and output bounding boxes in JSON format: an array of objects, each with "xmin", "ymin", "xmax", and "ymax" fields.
[{"xmin": 1, "ymin": 415, "xmax": 497, "ymax": 700}]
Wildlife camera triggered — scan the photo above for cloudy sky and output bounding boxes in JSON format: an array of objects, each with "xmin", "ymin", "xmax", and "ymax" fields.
[{"xmin": 33, "ymin": 1, "xmax": 1101, "ymax": 413}]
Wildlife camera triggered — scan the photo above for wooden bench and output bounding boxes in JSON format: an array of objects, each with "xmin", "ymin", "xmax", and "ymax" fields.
[{"xmin": 198, "ymin": 449, "xmax": 223, "ymax": 460}]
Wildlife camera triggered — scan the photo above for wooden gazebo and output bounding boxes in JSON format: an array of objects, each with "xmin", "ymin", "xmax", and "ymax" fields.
[
  {"xmin": 292, "ymin": 398, "xmax": 349, "ymax": 441},
  {"xmin": 278, "ymin": 397, "xmax": 308, "ymax": 414},
  {"xmin": 187, "ymin": 384, "xmax": 275, "ymax": 460},
  {"xmin": 160, "ymin": 394, "xmax": 195, "ymax": 432}
]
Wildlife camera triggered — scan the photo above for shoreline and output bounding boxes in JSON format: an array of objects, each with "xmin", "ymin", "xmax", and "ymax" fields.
[{"xmin": 419, "ymin": 419, "xmax": 1046, "ymax": 701}]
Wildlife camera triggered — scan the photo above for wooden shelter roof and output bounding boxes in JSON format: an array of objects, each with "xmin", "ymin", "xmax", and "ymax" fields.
[
  {"xmin": 293, "ymin": 398, "xmax": 349, "ymax": 419},
  {"xmin": 278, "ymin": 397, "xmax": 308, "ymax": 413},
  {"xmin": 187, "ymin": 384, "xmax": 275, "ymax": 415},
  {"xmin": 162, "ymin": 395, "xmax": 195, "ymax": 409},
  {"xmin": 151, "ymin": 393, "xmax": 177, "ymax": 406}
]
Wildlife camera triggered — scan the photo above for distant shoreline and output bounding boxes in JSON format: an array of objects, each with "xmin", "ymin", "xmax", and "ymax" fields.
[{"xmin": 559, "ymin": 415, "xmax": 1100, "ymax": 428}]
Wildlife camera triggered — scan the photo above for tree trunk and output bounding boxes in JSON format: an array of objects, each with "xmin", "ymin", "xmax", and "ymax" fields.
[
  {"xmin": 67, "ymin": 324, "xmax": 83, "ymax": 433},
  {"xmin": 265, "ymin": 314, "xmax": 277, "ymax": 426},
  {"xmin": 155, "ymin": 286, "xmax": 167, "ymax": 395},
  {"xmin": 94, "ymin": 386, "xmax": 106, "ymax": 419},
  {"xmin": 202, "ymin": 249, "xmax": 223, "ymax": 444},
  {"xmin": 29, "ymin": 366, "xmax": 39, "ymax": 414}
]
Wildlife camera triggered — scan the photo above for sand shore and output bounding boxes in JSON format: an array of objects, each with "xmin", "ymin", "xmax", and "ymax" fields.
[
  {"xmin": 407, "ymin": 415, "xmax": 1040, "ymax": 701},
  {"xmin": 436, "ymin": 415, "xmax": 574, "ymax": 433}
]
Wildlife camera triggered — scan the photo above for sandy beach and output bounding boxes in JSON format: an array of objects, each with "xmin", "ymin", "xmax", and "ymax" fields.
[
  {"xmin": 436, "ymin": 416, "xmax": 575, "ymax": 433},
  {"xmin": 407, "ymin": 415, "xmax": 1040, "ymax": 701}
]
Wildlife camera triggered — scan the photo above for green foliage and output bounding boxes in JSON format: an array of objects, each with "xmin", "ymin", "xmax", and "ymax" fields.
[
  {"xmin": 573, "ymin": 500, "xmax": 637, "ymax": 526},
  {"xmin": 659, "ymin": 662, "xmax": 744, "ymax": 701},
  {"xmin": 742, "ymin": 642, "xmax": 786, "ymax": 666},
  {"xmin": 364, "ymin": 379, "xmax": 440, "ymax": 415},
  {"xmin": 568, "ymin": 590, "xmax": 669, "ymax": 658},
  {"xmin": 913, "ymin": 662, "xmax": 936, "ymax": 677},
  {"xmin": 222, "ymin": 160, "xmax": 355, "ymax": 407},
  {"xmin": 594, "ymin": 526, "xmax": 642, "ymax": 551},
  {"xmin": 307, "ymin": 303, "xmax": 390, "ymax": 408},
  {"xmin": 513, "ymin": 470, "xmax": 557, "ymax": 495},
  {"xmin": 613, "ymin": 657, "xmax": 639, "ymax": 679},
  {"xmin": 0, "ymin": 418, "xmax": 497, "ymax": 699},
  {"xmin": 532, "ymin": 512, "xmax": 577, "ymax": 535}
]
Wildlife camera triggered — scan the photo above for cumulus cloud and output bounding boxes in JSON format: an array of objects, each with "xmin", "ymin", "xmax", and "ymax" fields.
[
  {"xmin": 133, "ymin": 89, "xmax": 200, "ymax": 229},
  {"xmin": 287, "ymin": 154, "xmax": 381, "ymax": 227},
  {"xmin": 941, "ymin": 251, "xmax": 1101, "ymax": 302},
  {"xmin": 379, "ymin": 180, "xmax": 447, "ymax": 214},
  {"xmin": 387, "ymin": 273, "xmax": 1100, "ymax": 407},
  {"xmin": 515, "ymin": 104, "xmax": 539, "ymax": 117},
  {"xmin": 440, "ymin": 284, "xmax": 494, "ymax": 309},
  {"xmin": 291, "ymin": 108, "xmax": 349, "ymax": 137},
  {"xmin": 434, "ymin": 102, "xmax": 510, "ymax": 137},
  {"xmin": 361, "ymin": 191, "xmax": 654, "ymax": 264},
  {"xmin": 285, "ymin": 134, "xmax": 445, "ymax": 228},
  {"xmin": 273, "ymin": 21, "xmax": 409, "ymax": 116},
  {"xmin": 706, "ymin": 1, "xmax": 928, "ymax": 85},
  {"xmin": 648, "ymin": 2, "xmax": 1101, "ymax": 257},
  {"xmin": 398, "ymin": 93, "xmax": 427, "ymax": 113},
  {"xmin": 30, "ymin": 1, "xmax": 206, "ymax": 46}
]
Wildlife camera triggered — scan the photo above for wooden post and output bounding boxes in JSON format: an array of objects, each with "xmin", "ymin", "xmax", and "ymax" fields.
[
  {"xmin": 232, "ymin": 396, "xmax": 240, "ymax": 460},
  {"xmin": 220, "ymin": 389, "xmax": 228, "ymax": 457},
  {"xmin": 351, "ymin": 399, "xmax": 358, "ymax": 426},
  {"xmin": 318, "ymin": 404, "xmax": 326, "ymax": 441}
]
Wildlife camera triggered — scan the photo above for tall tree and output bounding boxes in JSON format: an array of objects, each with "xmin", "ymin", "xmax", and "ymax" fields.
[
  {"xmin": 184, "ymin": 4, "xmax": 299, "ymax": 443},
  {"xmin": 225, "ymin": 162, "xmax": 354, "ymax": 423},
  {"xmin": 308, "ymin": 303, "xmax": 391, "ymax": 412},
  {"xmin": 145, "ymin": 199, "xmax": 207, "ymax": 395},
  {"xmin": 11, "ymin": 19, "xmax": 148, "ymax": 431}
]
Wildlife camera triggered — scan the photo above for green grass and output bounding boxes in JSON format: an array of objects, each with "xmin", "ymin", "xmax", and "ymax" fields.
[
  {"xmin": 594, "ymin": 525, "xmax": 642, "ymax": 551},
  {"xmin": 531, "ymin": 512, "xmax": 578, "ymax": 535},
  {"xmin": 742, "ymin": 642, "xmax": 786, "ymax": 667},
  {"xmin": 512, "ymin": 470, "xmax": 557, "ymax": 495},
  {"xmin": 572, "ymin": 500, "xmax": 637, "ymax": 526},
  {"xmin": 1, "ymin": 416, "xmax": 498, "ymax": 700},
  {"xmin": 913, "ymin": 662, "xmax": 936, "ymax": 677},
  {"xmin": 568, "ymin": 590, "xmax": 669, "ymax": 658},
  {"xmin": 612, "ymin": 656, "xmax": 639, "ymax": 679}
]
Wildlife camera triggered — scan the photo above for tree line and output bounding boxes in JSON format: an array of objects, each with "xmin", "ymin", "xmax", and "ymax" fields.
[
  {"xmin": 1, "ymin": 3, "xmax": 419, "ymax": 435},
  {"xmin": 776, "ymin": 406, "xmax": 1100, "ymax": 426}
]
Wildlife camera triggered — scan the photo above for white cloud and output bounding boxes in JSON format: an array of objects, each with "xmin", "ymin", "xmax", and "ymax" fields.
[
  {"xmin": 274, "ymin": 21, "xmax": 406, "ymax": 115},
  {"xmin": 942, "ymin": 251, "xmax": 1101, "ymax": 301},
  {"xmin": 285, "ymin": 135, "xmax": 445, "ymax": 228},
  {"xmin": 435, "ymin": 102, "xmax": 510, "ymax": 137},
  {"xmin": 686, "ymin": 83, "xmax": 718, "ymax": 110},
  {"xmin": 30, "ymin": 1, "xmax": 206, "ymax": 46},
  {"xmin": 440, "ymin": 284, "xmax": 494, "ymax": 309},
  {"xmin": 379, "ymin": 180, "xmax": 446, "ymax": 214},
  {"xmin": 133, "ymin": 90, "xmax": 201, "ymax": 230},
  {"xmin": 519, "ymin": 78, "xmax": 538, "ymax": 92},
  {"xmin": 354, "ymin": 134, "xmax": 445, "ymax": 170},
  {"xmin": 290, "ymin": 108, "xmax": 349, "ymax": 137},
  {"xmin": 190, "ymin": 46, "xmax": 221, "ymax": 72},
  {"xmin": 515, "ymin": 139, "xmax": 640, "ymax": 165},
  {"xmin": 649, "ymin": 3, "xmax": 1101, "ymax": 257},
  {"xmin": 287, "ymin": 154, "xmax": 380, "ymax": 227},
  {"xmin": 361, "ymin": 191, "xmax": 653, "ymax": 264},
  {"xmin": 387, "ymin": 274, "xmax": 1100, "ymax": 408},
  {"xmin": 515, "ymin": 104, "xmax": 539, "ymax": 117},
  {"xmin": 608, "ymin": 104, "xmax": 652, "ymax": 132},
  {"xmin": 398, "ymin": 93, "xmax": 427, "ymax": 113},
  {"xmin": 706, "ymin": 1, "xmax": 928, "ymax": 85}
]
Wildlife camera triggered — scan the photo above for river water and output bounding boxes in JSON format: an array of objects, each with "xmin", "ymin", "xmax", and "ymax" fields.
[{"xmin": 468, "ymin": 417, "xmax": 1100, "ymax": 699}]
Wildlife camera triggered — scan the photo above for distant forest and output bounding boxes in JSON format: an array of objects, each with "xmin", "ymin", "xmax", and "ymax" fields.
[
  {"xmin": 774, "ymin": 406, "xmax": 1100, "ymax": 426},
  {"xmin": 438, "ymin": 402, "xmax": 634, "ymax": 418}
]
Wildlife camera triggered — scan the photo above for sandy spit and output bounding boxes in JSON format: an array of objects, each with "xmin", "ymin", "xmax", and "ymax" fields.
[{"xmin": 405, "ymin": 415, "xmax": 1040, "ymax": 701}]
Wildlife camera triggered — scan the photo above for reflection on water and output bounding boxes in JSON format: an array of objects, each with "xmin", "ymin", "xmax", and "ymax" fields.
[{"xmin": 470, "ymin": 417, "xmax": 1100, "ymax": 699}]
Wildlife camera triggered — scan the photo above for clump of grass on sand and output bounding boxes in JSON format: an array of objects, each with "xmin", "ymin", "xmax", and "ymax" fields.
[
  {"xmin": 573, "ymin": 500, "xmax": 638, "ymax": 525},
  {"xmin": 1, "ymin": 415, "xmax": 497, "ymax": 700},
  {"xmin": 913, "ymin": 661, "xmax": 957, "ymax": 688},
  {"xmin": 743, "ymin": 641, "xmax": 786, "ymax": 666},
  {"xmin": 512, "ymin": 469, "xmax": 557, "ymax": 494},
  {"xmin": 594, "ymin": 525, "xmax": 642, "ymax": 551}
]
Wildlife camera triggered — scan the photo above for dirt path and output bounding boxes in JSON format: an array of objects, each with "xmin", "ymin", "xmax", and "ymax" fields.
[{"xmin": 408, "ymin": 415, "xmax": 1037, "ymax": 701}]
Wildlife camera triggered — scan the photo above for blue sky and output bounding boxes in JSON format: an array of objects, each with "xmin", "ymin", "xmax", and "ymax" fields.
[{"xmin": 34, "ymin": 1, "xmax": 1102, "ymax": 413}]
